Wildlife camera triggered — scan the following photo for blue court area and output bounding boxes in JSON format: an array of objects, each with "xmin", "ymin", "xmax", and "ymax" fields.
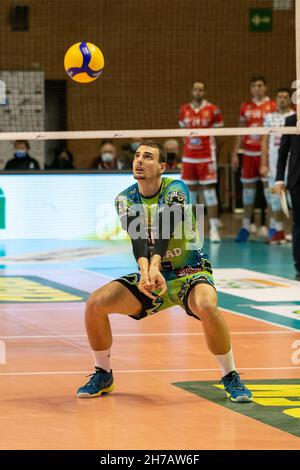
[{"xmin": 0, "ymin": 237, "xmax": 299, "ymax": 331}]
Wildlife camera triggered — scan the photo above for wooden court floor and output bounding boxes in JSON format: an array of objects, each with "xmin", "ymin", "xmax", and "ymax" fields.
[{"xmin": 0, "ymin": 278, "xmax": 300, "ymax": 450}]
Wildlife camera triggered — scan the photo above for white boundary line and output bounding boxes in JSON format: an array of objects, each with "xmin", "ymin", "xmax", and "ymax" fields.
[
  {"xmin": 0, "ymin": 366, "xmax": 300, "ymax": 377},
  {"xmin": 222, "ymin": 306, "xmax": 300, "ymax": 333},
  {"xmin": 0, "ymin": 330, "xmax": 296, "ymax": 340},
  {"xmin": 78, "ymin": 267, "xmax": 118, "ymax": 281},
  {"xmin": 0, "ymin": 310, "xmax": 89, "ymax": 353}
]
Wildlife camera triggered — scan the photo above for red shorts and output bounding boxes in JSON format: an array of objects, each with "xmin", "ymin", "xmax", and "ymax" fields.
[
  {"xmin": 241, "ymin": 155, "xmax": 261, "ymax": 183},
  {"xmin": 181, "ymin": 160, "xmax": 217, "ymax": 185}
]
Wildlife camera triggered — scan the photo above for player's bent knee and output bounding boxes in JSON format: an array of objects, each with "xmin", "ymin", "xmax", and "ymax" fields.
[
  {"xmin": 86, "ymin": 290, "xmax": 113, "ymax": 316},
  {"xmin": 190, "ymin": 296, "xmax": 218, "ymax": 320}
]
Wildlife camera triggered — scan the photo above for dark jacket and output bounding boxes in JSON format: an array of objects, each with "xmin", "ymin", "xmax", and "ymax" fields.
[
  {"xmin": 5, "ymin": 155, "xmax": 40, "ymax": 170},
  {"xmin": 276, "ymin": 113, "xmax": 300, "ymax": 189}
]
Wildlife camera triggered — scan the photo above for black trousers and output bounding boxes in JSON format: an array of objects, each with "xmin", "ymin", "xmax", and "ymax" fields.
[{"xmin": 290, "ymin": 182, "xmax": 300, "ymax": 273}]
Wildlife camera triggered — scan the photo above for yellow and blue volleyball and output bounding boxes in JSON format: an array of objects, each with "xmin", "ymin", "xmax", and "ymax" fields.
[{"xmin": 64, "ymin": 42, "xmax": 104, "ymax": 83}]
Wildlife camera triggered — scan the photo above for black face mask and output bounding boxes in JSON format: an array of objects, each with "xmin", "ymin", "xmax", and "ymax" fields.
[
  {"xmin": 58, "ymin": 159, "xmax": 72, "ymax": 169},
  {"xmin": 167, "ymin": 152, "xmax": 176, "ymax": 162}
]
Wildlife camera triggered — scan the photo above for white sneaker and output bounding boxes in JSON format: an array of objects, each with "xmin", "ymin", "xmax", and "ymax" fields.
[
  {"xmin": 210, "ymin": 229, "xmax": 221, "ymax": 243},
  {"xmin": 285, "ymin": 233, "xmax": 292, "ymax": 242},
  {"xmin": 257, "ymin": 225, "xmax": 268, "ymax": 238},
  {"xmin": 250, "ymin": 223, "xmax": 257, "ymax": 234}
]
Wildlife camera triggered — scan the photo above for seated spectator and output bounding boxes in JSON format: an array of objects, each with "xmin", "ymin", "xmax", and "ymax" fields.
[
  {"xmin": 90, "ymin": 139, "xmax": 118, "ymax": 170},
  {"xmin": 121, "ymin": 138, "xmax": 143, "ymax": 157},
  {"xmin": 117, "ymin": 138, "xmax": 143, "ymax": 170},
  {"xmin": 47, "ymin": 149, "xmax": 75, "ymax": 170},
  {"xmin": 163, "ymin": 139, "xmax": 181, "ymax": 169},
  {"xmin": 5, "ymin": 140, "xmax": 40, "ymax": 170},
  {"xmin": 117, "ymin": 152, "xmax": 133, "ymax": 170}
]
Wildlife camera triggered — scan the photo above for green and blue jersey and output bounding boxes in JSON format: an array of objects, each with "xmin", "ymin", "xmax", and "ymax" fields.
[{"xmin": 115, "ymin": 177, "xmax": 210, "ymax": 271}]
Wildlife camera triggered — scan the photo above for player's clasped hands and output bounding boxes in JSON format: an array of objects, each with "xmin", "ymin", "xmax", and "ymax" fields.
[{"xmin": 138, "ymin": 266, "xmax": 167, "ymax": 299}]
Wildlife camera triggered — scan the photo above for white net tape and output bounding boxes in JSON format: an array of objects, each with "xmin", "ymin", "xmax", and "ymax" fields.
[{"xmin": 0, "ymin": 126, "xmax": 298, "ymax": 141}]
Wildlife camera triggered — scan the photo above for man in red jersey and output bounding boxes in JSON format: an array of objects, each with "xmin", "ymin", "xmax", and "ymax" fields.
[
  {"xmin": 231, "ymin": 76, "xmax": 276, "ymax": 242},
  {"xmin": 179, "ymin": 82, "xmax": 224, "ymax": 243}
]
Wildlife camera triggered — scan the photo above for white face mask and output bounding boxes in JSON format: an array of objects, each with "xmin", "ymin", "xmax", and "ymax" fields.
[{"xmin": 101, "ymin": 152, "xmax": 114, "ymax": 163}]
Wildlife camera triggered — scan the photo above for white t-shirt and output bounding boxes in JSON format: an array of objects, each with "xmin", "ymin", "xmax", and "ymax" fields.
[{"xmin": 263, "ymin": 109, "xmax": 295, "ymax": 178}]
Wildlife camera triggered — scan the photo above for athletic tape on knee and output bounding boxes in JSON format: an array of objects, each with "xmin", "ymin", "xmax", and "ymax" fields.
[
  {"xmin": 270, "ymin": 193, "xmax": 282, "ymax": 212},
  {"xmin": 203, "ymin": 188, "xmax": 218, "ymax": 207},
  {"xmin": 243, "ymin": 187, "xmax": 255, "ymax": 206}
]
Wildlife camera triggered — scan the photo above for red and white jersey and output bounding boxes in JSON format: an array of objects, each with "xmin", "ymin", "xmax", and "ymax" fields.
[
  {"xmin": 240, "ymin": 97, "xmax": 276, "ymax": 156},
  {"xmin": 179, "ymin": 101, "xmax": 224, "ymax": 162}
]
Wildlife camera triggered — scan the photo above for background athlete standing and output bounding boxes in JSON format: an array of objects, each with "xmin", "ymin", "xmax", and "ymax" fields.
[
  {"xmin": 179, "ymin": 82, "xmax": 224, "ymax": 243},
  {"xmin": 231, "ymin": 76, "xmax": 276, "ymax": 242},
  {"xmin": 77, "ymin": 141, "xmax": 252, "ymax": 403},
  {"xmin": 260, "ymin": 88, "xmax": 294, "ymax": 244}
]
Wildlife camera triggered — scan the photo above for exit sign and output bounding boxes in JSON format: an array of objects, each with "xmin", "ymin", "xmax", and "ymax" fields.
[{"xmin": 249, "ymin": 8, "xmax": 273, "ymax": 32}]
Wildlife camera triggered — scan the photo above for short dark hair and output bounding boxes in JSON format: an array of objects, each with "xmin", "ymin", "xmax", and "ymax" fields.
[
  {"xmin": 15, "ymin": 139, "xmax": 30, "ymax": 149},
  {"xmin": 250, "ymin": 75, "xmax": 267, "ymax": 85},
  {"xmin": 57, "ymin": 148, "xmax": 74, "ymax": 162},
  {"xmin": 136, "ymin": 141, "xmax": 167, "ymax": 163},
  {"xmin": 100, "ymin": 139, "xmax": 115, "ymax": 149},
  {"xmin": 276, "ymin": 87, "xmax": 292, "ymax": 97}
]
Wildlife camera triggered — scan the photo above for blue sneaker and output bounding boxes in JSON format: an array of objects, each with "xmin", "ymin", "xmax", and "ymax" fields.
[
  {"xmin": 268, "ymin": 227, "xmax": 277, "ymax": 239},
  {"xmin": 220, "ymin": 371, "xmax": 253, "ymax": 403},
  {"xmin": 235, "ymin": 228, "xmax": 250, "ymax": 242},
  {"xmin": 77, "ymin": 368, "xmax": 114, "ymax": 398}
]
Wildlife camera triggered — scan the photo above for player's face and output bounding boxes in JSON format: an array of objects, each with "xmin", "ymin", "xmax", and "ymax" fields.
[
  {"xmin": 276, "ymin": 92, "xmax": 291, "ymax": 110},
  {"xmin": 133, "ymin": 145, "xmax": 165, "ymax": 180},
  {"xmin": 251, "ymin": 80, "xmax": 267, "ymax": 100},
  {"xmin": 192, "ymin": 83, "xmax": 205, "ymax": 101}
]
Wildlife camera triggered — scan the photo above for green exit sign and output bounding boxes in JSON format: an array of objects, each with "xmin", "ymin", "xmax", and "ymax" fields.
[{"xmin": 249, "ymin": 8, "xmax": 273, "ymax": 32}]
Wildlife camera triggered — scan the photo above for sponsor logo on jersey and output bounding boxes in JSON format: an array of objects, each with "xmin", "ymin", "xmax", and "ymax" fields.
[
  {"xmin": 166, "ymin": 191, "xmax": 187, "ymax": 206},
  {"xmin": 165, "ymin": 248, "xmax": 182, "ymax": 258}
]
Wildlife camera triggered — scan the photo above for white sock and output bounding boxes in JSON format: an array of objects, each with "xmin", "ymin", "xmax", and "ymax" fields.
[
  {"xmin": 275, "ymin": 221, "xmax": 283, "ymax": 231},
  {"xmin": 215, "ymin": 348, "xmax": 236, "ymax": 377},
  {"xmin": 243, "ymin": 218, "xmax": 251, "ymax": 231},
  {"xmin": 209, "ymin": 218, "xmax": 219, "ymax": 231},
  {"xmin": 270, "ymin": 217, "xmax": 276, "ymax": 229},
  {"xmin": 189, "ymin": 190, "xmax": 197, "ymax": 205},
  {"xmin": 92, "ymin": 349, "xmax": 111, "ymax": 372}
]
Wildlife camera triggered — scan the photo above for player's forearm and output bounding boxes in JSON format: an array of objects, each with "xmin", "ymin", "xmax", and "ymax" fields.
[
  {"xmin": 150, "ymin": 254, "xmax": 162, "ymax": 269},
  {"xmin": 260, "ymin": 135, "xmax": 269, "ymax": 167},
  {"xmin": 138, "ymin": 257, "xmax": 150, "ymax": 274},
  {"xmin": 131, "ymin": 237, "xmax": 149, "ymax": 263}
]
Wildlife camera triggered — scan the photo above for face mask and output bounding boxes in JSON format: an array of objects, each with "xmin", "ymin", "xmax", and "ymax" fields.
[
  {"xmin": 167, "ymin": 152, "xmax": 176, "ymax": 162},
  {"xmin": 101, "ymin": 152, "xmax": 114, "ymax": 163},
  {"xmin": 15, "ymin": 151, "xmax": 27, "ymax": 158},
  {"xmin": 130, "ymin": 142, "xmax": 140, "ymax": 152},
  {"xmin": 58, "ymin": 160, "xmax": 71, "ymax": 169}
]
